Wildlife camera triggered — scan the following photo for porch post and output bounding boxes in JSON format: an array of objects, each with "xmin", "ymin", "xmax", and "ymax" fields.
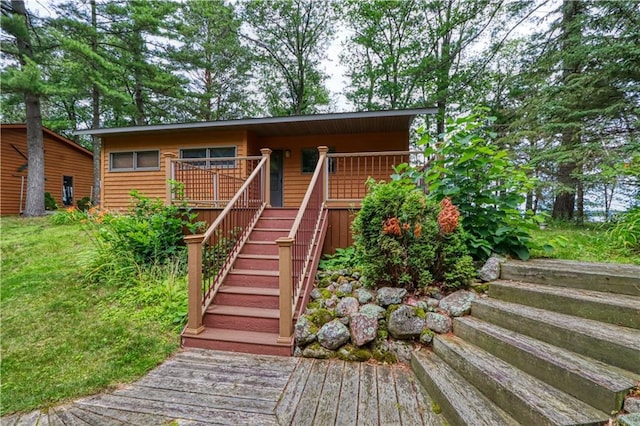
[
  {"xmin": 318, "ymin": 146, "xmax": 329, "ymax": 204},
  {"xmin": 261, "ymin": 148, "xmax": 272, "ymax": 208},
  {"xmin": 184, "ymin": 234, "xmax": 205, "ymax": 335},
  {"xmin": 276, "ymin": 236, "xmax": 294, "ymax": 343},
  {"xmin": 164, "ymin": 152, "xmax": 177, "ymax": 206}
]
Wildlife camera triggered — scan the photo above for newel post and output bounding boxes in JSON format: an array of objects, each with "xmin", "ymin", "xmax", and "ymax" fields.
[
  {"xmin": 184, "ymin": 234, "xmax": 205, "ymax": 335},
  {"xmin": 260, "ymin": 148, "xmax": 272, "ymax": 207},
  {"xmin": 164, "ymin": 152, "xmax": 177, "ymax": 206},
  {"xmin": 276, "ymin": 236, "xmax": 294, "ymax": 343},
  {"xmin": 318, "ymin": 146, "xmax": 329, "ymax": 204}
]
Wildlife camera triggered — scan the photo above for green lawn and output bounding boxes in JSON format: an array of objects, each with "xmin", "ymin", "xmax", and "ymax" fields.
[
  {"xmin": 0, "ymin": 216, "xmax": 180, "ymax": 416},
  {"xmin": 529, "ymin": 222, "xmax": 640, "ymax": 265}
]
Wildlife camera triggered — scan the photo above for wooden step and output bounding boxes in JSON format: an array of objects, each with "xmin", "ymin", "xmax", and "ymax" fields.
[
  {"xmin": 181, "ymin": 328, "xmax": 291, "ymax": 356},
  {"xmin": 250, "ymin": 228, "xmax": 290, "ymax": 242},
  {"xmin": 261, "ymin": 208, "xmax": 298, "ymax": 218},
  {"xmin": 489, "ymin": 280, "xmax": 640, "ymax": 329},
  {"xmin": 254, "ymin": 217, "xmax": 295, "ymax": 229},
  {"xmin": 234, "ymin": 254, "xmax": 279, "ymax": 271},
  {"xmin": 215, "ymin": 286, "xmax": 279, "ymax": 309},
  {"xmin": 241, "ymin": 241, "xmax": 279, "ymax": 256},
  {"xmin": 500, "ymin": 259, "xmax": 640, "ymax": 296},
  {"xmin": 453, "ymin": 316, "xmax": 636, "ymax": 413},
  {"xmin": 411, "ymin": 350, "xmax": 518, "ymax": 426},
  {"xmin": 472, "ymin": 298, "xmax": 640, "ymax": 374},
  {"xmin": 226, "ymin": 269, "xmax": 279, "ymax": 288},
  {"xmin": 204, "ymin": 305, "xmax": 279, "ymax": 333},
  {"xmin": 433, "ymin": 334, "xmax": 609, "ymax": 425}
]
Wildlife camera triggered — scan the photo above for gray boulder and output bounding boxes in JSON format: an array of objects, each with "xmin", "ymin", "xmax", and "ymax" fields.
[
  {"xmin": 478, "ymin": 254, "xmax": 503, "ymax": 282},
  {"xmin": 420, "ymin": 329, "xmax": 434, "ymax": 345},
  {"xmin": 439, "ymin": 290, "xmax": 477, "ymax": 317},
  {"xmin": 377, "ymin": 287, "xmax": 407, "ymax": 307},
  {"xmin": 388, "ymin": 305, "xmax": 425, "ymax": 339},
  {"xmin": 390, "ymin": 340, "xmax": 414, "ymax": 363},
  {"xmin": 310, "ymin": 288, "xmax": 323, "ymax": 300},
  {"xmin": 625, "ymin": 398, "xmax": 640, "ymax": 414},
  {"xmin": 336, "ymin": 297, "xmax": 360, "ymax": 317},
  {"xmin": 349, "ymin": 313, "xmax": 378, "ymax": 346},
  {"xmin": 317, "ymin": 319, "xmax": 351, "ymax": 350},
  {"xmin": 360, "ymin": 303, "xmax": 386, "ymax": 320},
  {"xmin": 302, "ymin": 343, "xmax": 336, "ymax": 359},
  {"xmin": 619, "ymin": 413, "xmax": 640, "ymax": 426},
  {"xmin": 294, "ymin": 316, "xmax": 316, "ymax": 346},
  {"xmin": 426, "ymin": 312, "xmax": 452, "ymax": 334},
  {"xmin": 337, "ymin": 282, "xmax": 353, "ymax": 295},
  {"xmin": 354, "ymin": 288, "xmax": 374, "ymax": 304}
]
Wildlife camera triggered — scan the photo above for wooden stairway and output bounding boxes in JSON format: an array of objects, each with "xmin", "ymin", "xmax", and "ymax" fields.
[
  {"xmin": 182, "ymin": 208, "xmax": 302, "ymax": 356},
  {"xmin": 412, "ymin": 259, "xmax": 640, "ymax": 426}
]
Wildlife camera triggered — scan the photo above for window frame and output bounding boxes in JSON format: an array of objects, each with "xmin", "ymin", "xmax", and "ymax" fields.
[
  {"xmin": 179, "ymin": 146, "xmax": 237, "ymax": 168},
  {"xmin": 109, "ymin": 150, "xmax": 160, "ymax": 172},
  {"xmin": 301, "ymin": 147, "xmax": 336, "ymax": 174}
]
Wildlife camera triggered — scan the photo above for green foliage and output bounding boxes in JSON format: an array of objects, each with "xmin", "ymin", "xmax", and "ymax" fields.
[
  {"xmin": 608, "ymin": 207, "xmax": 640, "ymax": 255},
  {"xmin": 352, "ymin": 179, "xmax": 475, "ymax": 291},
  {"xmin": 77, "ymin": 196, "xmax": 92, "ymax": 211},
  {"xmin": 407, "ymin": 109, "xmax": 540, "ymax": 260},
  {"xmin": 318, "ymin": 246, "xmax": 359, "ymax": 271},
  {"xmin": 44, "ymin": 192, "xmax": 58, "ymax": 210}
]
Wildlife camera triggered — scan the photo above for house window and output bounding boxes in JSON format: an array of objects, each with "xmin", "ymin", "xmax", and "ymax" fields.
[
  {"xmin": 301, "ymin": 148, "xmax": 336, "ymax": 173},
  {"xmin": 180, "ymin": 146, "xmax": 237, "ymax": 168},
  {"xmin": 109, "ymin": 150, "xmax": 159, "ymax": 171}
]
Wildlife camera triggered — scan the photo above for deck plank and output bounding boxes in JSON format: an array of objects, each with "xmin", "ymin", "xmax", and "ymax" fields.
[
  {"xmin": 290, "ymin": 360, "xmax": 328, "ymax": 426},
  {"xmin": 173, "ymin": 348, "xmax": 298, "ymax": 370},
  {"xmin": 275, "ymin": 358, "xmax": 313, "ymax": 425},
  {"xmin": 377, "ymin": 365, "xmax": 402, "ymax": 426},
  {"xmin": 66, "ymin": 406, "xmax": 126, "ymax": 426},
  {"xmin": 313, "ymin": 361, "xmax": 344, "ymax": 426},
  {"xmin": 44, "ymin": 409, "xmax": 65, "ymax": 426},
  {"xmin": 51, "ymin": 407, "xmax": 90, "ymax": 426},
  {"xmin": 335, "ymin": 360, "xmax": 360, "ymax": 425},
  {"xmin": 14, "ymin": 411, "xmax": 41, "ymax": 426},
  {"xmin": 358, "ymin": 363, "xmax": 379, "ymax": 426},
  {"xmin": 78, "ymin": 403, "xmax": 175, "ymax": 426},
  {"xmin": 145, "ymin": 365, "xmax": 290, "ymax": 389}
]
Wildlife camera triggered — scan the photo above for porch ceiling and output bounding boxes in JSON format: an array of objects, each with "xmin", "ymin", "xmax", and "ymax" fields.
[{"xmin": 73, "ymin": 108, "xmax": 437, "ymax": 138}]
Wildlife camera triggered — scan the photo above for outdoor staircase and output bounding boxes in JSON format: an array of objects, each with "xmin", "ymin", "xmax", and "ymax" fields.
[
  {"xmin": 412, "ymin": 259, "xmax": 640, "ymax": 426},
  {"xmin": 182, "ymin": 208, "xmax": 311, "ymax": 356}
]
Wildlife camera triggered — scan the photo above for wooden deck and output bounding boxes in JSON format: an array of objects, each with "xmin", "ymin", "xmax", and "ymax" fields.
[{"xmin": 2, "ymin": 349, "xmax": 444, "ymax": 425}]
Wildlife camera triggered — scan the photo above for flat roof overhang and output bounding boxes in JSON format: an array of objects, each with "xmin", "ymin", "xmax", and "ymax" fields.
[{"xmin": 73, "ymin": 108, "xmax": 437, "ymax": 138}]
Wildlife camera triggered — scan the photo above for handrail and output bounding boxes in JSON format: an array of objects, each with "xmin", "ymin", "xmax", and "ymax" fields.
[{"xmin": 183, "ymin": 150, "xmax": 271, "ymax": 335}]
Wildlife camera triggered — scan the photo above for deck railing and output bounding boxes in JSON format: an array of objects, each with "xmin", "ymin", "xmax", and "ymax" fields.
[
  {"xmin": 325, "ymin": 151, "xmax": 430, "ymax": 204},
  {"xmin": 183, "ymin": 149, "xmax": 271, "ymax": 335},
  {"xmin": 276, "ymin": 146, "xmax": 328, "ymax": 343},
  {"xmin": 169, "ymin": 156, "xmax": 262, "ymax": 207}
]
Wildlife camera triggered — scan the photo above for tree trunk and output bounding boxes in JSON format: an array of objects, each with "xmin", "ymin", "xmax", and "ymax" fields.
[
  {"xmin": 12, "ymin": 0, "xmax": 45, "ymax": 216},
  {"xmin": 90, "ymin": 0, "xmax": 101, "ymax": 205}
]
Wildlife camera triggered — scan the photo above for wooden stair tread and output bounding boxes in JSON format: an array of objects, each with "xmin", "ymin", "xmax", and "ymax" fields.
[
  {"xmin": 218, "ymin": 286, "xmax": 279, "ymax": 296},
  {"xmin": 229, "ymin": 269, "xmax": 279, "ymax": 276},
  {"xmin": 237, "ymin": 254, "xmax": 279, "ymax": 260},
  {"xmin": 207, "ymin": 305, "xmax": 280, "ymax": 318},
  {"xmin": 253, "ymin": 227, "xmax": 290, "ymax": 231},
  {"xmin": 246, "ymin": 240, "xmax": 276, "ymax": 245},
  {"xmin": 188, "ymin": 328, "xmax": 286, "ymax": 346}
]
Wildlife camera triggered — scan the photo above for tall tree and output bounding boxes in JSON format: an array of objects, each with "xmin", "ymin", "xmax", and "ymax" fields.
[
  {"xmin": 242, "ymin": 0, "xmax": 333, "ymax": 116},
  {"xmin": 1, "ymin": 0, "xmax": 45, "ymax": 216}
]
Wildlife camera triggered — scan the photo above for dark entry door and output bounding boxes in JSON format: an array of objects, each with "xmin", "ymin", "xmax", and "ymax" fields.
[
  {"xmin": 62, "ymin": 176, "xmax": 73, "ymax": 206},
  {"xmin": 270, "ymin": 150, "xmax": 284, "ymax": 207}
]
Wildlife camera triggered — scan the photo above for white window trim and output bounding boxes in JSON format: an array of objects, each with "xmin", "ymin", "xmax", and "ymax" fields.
[{"xmin": 109, "ymin": 150, "xmax": 160, "ymax": 172}]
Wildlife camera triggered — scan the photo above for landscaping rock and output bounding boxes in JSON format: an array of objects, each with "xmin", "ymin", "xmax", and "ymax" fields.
[
  {"xmin": 427, "ymin": 298, "xmax": 440, "ymax": 308},
  {"xmin": 625, "ymin": 398, "xmax": 640, "ymax": 414},
  {"xmin": 336, "ymin": 297, "xmax": 359, "ymax": 317},
  {"xmin": 294, "ymin": 316, "xmax": 317, "ymax": 346},
  {"xmin": 293, "ymin": 346, "xmax": 302, "ymax": 357},
  {"xmin": 439, "ymin": 290, "xmax": 477, "ymax": 317},
  {"xmin": 478, "ymin": 254, "xmax": 503, "ymax": 282},
  {"xmin": 310, "ymin": 288, "xmax": 323, "ymax": 300},
  {"xmin": 354, "ymin": 288, "xmax": 374, "ymax": 304},
  {"xmin": 619, "ymin": 413, "xmax": 640, "ymax": 426},
  {"xmin": 317, "ymin": 319, "xmax": 350, "ymax": 350},
  {"xmin": 420, "ymin": 329, "xmax": 434, "ymax": 345},
  {"xmin": 388, "ymin": 305, "xmax": 425, "ymax": 339},
  {"xmin": 377, "ymin": 287, "xmax": 407, "ymax": 307},
  {"xmin": 359, "ymin": 303, "xmax": 386, "ymax": 320},
  {"xmin": 337, "ymin": 344, "xmax": 372, "ymax": 362},
  {"xmin": 324, "ymin": 297, "xmax": 338, "ymax": 309},
  {"xmin": 349, "ymin": 313, "xmax": 377, "ymax": 346},
  {"xmin": 339, "ymin": 316, "xmax": 350, "ymax": 326},
  {"xmin": 390, "ymin": 340, "xmax": 414, "ymax": 363},
  {"xmin": 337, "ymin": 282, "xmax": 353, "ymax": 295},
  {"xmin": 306, "ymin": 308, "xmax": 334, "ymax": 328},
  {"xmin": 302, "ymin": 342, "xmax": 335, "ymax": 359},
  {"xmin": 426, "ymin": 312, "xmax": 452, "ymax": 334},
  {"xmin": 372, "ymin": 339, "xmax": 396, "ymax": 364}
]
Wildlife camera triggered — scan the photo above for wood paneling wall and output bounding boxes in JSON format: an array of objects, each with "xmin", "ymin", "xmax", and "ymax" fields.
[
  {"xmin": 323, "ymin": 208, "xmax": 358, "ymax": 255},
  {"xmin": 1, "ymin": 127, "xmax": 93, "ymax": 215}
]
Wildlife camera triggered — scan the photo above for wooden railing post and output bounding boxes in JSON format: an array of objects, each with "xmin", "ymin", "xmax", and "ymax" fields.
[
  {"xmin": 260, "ymin": 148, "xmax": 272, "ymax": 207},
  {"xmin": 276, "ymin": 236, "xmax": 294, "ymax": 343},
  {"xmin": 317, "ymin": 146, "xmax": 329, "ymax": 204},
  {"xmin": 164, "ymin": 152, "xmax": 177, "ymax": 205},
  {"xmin": 184, "ymin": 234, "xmax": 205, "ymax": 335}
]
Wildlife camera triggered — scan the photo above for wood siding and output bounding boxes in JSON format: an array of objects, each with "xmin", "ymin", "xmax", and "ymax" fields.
[
  {"xmin": 101, "ymin": 130, "xmax": 248, "ymax": 210},
  {"xmin": 0, "ymin": 127, "xmax": 93, "ymax": 215},
  {"xmin": 323, "ymin": 208, "xmax": 358, "ymax": 255},
  {"xmin": 254, "ymin": 131, "xmax": 408, "ymax": 207}
]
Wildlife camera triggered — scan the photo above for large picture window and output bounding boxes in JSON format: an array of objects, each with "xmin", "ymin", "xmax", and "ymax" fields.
[
  {"xmin": 301, "ymin": 147, "xmax": 336, "ymax": 173},
  {"xmin": 109, "ymin": 150, "xmax": 159, "ymax": 171},
  {"xmin": 180, "ymin": 146, "xmax": 237, "ymax": 167}
]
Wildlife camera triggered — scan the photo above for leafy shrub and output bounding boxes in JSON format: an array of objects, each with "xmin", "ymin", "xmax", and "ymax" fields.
[
  {"xmin": 318, "ymin": 246, "xmax": 359, "ymax": 271},
  {"xmin": 608, "ymin": 207, "xmax": 640, "ymax": 254},
  {"xmin": 77, "ymin": 196, "xmax": 92, "ymax": 211},
  {"xmin": 397, "ymin": 109, "xmax": 540, "ymax": 260},
  {"xmin": 352, "ymin": 179, "xmax": 475, "ymax": 291},
  {"xmin": 44, "ymin": 192, "xmax": 58, "ymax": 210}
]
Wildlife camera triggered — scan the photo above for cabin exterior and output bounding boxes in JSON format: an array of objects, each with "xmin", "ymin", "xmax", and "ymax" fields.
[
  {"xmin": 76, "ymin": 109, "xmax": 435, "ymax": 356},
  {"xmin": 0, "ymin": 124, "xmax": 93, "ymax": 215}
]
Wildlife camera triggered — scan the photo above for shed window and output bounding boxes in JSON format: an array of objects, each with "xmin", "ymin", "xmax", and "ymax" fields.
[
  {"xmin": 301, "ymin": 148, "xmax": 336, "ymax": 173},
  {"xmin": 180, "ymin": 146, "xmax": 237, "ymax": 167},
  {"xmin": 109, "ymin": 150, "xmax": 159, "ymax": 171}
]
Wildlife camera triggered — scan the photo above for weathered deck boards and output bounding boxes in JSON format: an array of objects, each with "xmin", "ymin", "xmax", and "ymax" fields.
[
  {"xmin": 276, "ymin": 358, "xmax": 445, "ymax": 425},
  {"xmin": 2, "ymin": 349, "xmax": 443, "ymax": 426}
]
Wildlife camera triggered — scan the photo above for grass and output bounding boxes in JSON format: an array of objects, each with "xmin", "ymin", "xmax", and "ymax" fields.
[
  {"xmin": 529, "ymin": 221, "xmax": 640, "ymax": 265},
  {"xmin": 0, "ymin": 216, "xmax": 181, "ymax": 416}
]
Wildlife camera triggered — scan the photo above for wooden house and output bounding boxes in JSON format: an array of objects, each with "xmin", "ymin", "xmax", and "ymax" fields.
[
  {"xmin": 76, "ymin": 108, "xmax": 435, "ymax": 356},
  {"xmin": 0, "ymin": 124, "xmax": 93, "ymax": 215}
]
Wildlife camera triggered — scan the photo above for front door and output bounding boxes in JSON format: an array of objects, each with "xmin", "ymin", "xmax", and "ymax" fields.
[
  {"xmin": 270, "ymin": 150, "xmax": 284, "ymax": 207},
  {"xmin": 62, "ymin": 176, "xmax": 73, "ymax": 206}
]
